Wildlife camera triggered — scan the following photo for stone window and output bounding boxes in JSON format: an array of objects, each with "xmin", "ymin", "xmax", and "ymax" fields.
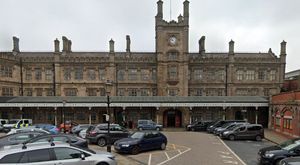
[
  {"xmin": 35, "ymin": 68, "xmax": 42, "ymax": 80},
  {"xmin": 152, "ymin": 88, "xmax": 157, "ymax": 96},
  {"xmin": 65, "ymin": 88, "xmax": 77, "ymax": 96},
  {"xmin": 86, "ymin": 88, "xmax": 97, "ymax": 96},
  {"xmin": 25, "ymin": 68, "xmax": 32, "ymax": 80},
  {"xmin": 246, "ymin": 70, "xmax": 255, "ymax": 80},
  {"xmin": 99, "ymin": 69, "xmax": 106, "ymax": 81},
  {"xmin": 75, "ymin": 66, "xmax": 83, "ymax": 80},
  {"xmin": 217, "ymin": 89, "xmax": 224, "ymax": 96},
  {"xmin": 25, "ymin": 88, "xmax": 33, "ymax": 96},
  {"xmin": 152, "ymin": 69, "xmax": 157, "ymax": 81},
  {"xmin": 128, "ymin": 88, "xmax": 138, "ymax": 96},
  {"xmin": 195, "ymin": 88, "xmax": 203, "ymax": 96},
  {"xmin": 207, "ymin": 70, "xmax": 216, "ymax": 81},
  {"xmin": 87, "ymin": 68, "xmax": 96, "ymax": 80},
  {"xmin": 64, "ymin": 67, "xmax": 71, "ymax": 80},
  {"xmin": 141, "ymin": 88, "xmax": 150, "ymax": 96},
  {"xmin": 99, "ymin": 88, "xmax": 106, "ymax": 96},
  {"xmin": 168, "ymin": 52, "xmax": 178, "ymax": 60},
  {"xmin": 141, "ymin": 69, "xmax": 150, "ymax": 81},
  {"xmin": 193, "ymin": 69, "xmax": 203, "ymax": 80},
  {"xmin": 205, "ymin": 88, "xmax": 217, "ymax": 96},
  {"xmin": 270, "ymin": 70, "xmax": 276, "ymax": 81},
  {"xmin": 168, "ymin": 88, "xmax": 178, "ymax": 96},
  {"xmin": 236, "ymin": 88, "xmax": 258, "ymax": 96},
  {"xmin": 36, "ymin": 88, "xmax": 43, "ymax": 96},
  {"xmin": 45, "ymin": 68, "xmax": 53, "ymax": 81},
  {"xmin": 236, "ymin": 70, "xmax": 243, "ymax": 81},
  {"xmin": 218, "ymin": 70, "xmax": 225, "ymax": 81},
  {"xmin": 258, "ymin": 70, "xmax": 267, "ymax": 81},
  {"xmin": 128, "ymin": 69, "xmax": 138, "ymax": 81},
  {"xmin": 263, "ymin": 88, "xmax": 269, "ymax": 96},
  {"xmin": 0, "ymin": 65, "xmax": 13, "ymax": 78},
  {"xmin": 45, "ymin": 88, "xmax": 53, "ymax": 96},
  {"xmin": 117, "ymin": 69, "xmax": 125, "ymax": 81},
  {"xmin": 118, "ymin": 88, "xmax": 125, "ymax": 96},
  {"xmin": 168, "ymin": 66, "xmax": 177, "ymax": 80},
  {"xmin": 2, "ymin": 87, "xmax": 13, "ymax": 96}
]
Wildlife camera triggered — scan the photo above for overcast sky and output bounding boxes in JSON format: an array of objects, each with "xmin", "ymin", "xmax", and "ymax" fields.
[{"xmin": 0, "ymin": 0, "xmax": 299, "ymax": 72}]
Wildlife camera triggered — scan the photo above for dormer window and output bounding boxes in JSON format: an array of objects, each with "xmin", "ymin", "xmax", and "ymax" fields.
[{"xmin": 168, "ymin": 52, "xmax": 178, "ymax": 60}]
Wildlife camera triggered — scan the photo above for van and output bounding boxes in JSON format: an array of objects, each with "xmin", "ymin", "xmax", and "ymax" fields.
[
  {"xmin": 220, "ymin": 124, "xmax": 264, "ymax": 141},
  {"xmin": 3, "ymin": 119, "xmax": 33, "ymax": 132},
  {"xmin": 0, "ymin": 119, "xmax": 8, "ymax": 132}
]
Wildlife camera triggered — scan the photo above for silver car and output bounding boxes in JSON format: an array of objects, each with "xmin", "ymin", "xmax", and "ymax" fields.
[{"xmin": 0, "ymin": 142, "xmax": 117, "ymax": 165}]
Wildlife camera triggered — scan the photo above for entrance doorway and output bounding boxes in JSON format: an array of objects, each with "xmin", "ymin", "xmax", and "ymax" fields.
[{"xmin": 163, "ymin": 109, "xmax": 182, "ymax": 127}]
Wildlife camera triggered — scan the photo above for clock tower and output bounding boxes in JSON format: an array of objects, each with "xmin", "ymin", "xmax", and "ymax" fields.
[{"xmin": 155, "ymin": 0, "xmax": 189, "ymax": 96}]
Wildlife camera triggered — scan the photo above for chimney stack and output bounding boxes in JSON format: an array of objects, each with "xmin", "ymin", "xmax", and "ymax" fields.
[
  {"xmin": 199, "ymin": 36, "xmax": 205, "ymax": 55},
  {"xmin": 54, "ymin": 38, "xmax": 60, "ymax": 52},
  {"xmin": 229, "ymin": 40, "xmax": 235, "ymax": 54},
  {"xmin": 280, "ymin": 40, "xmax": 287, "ymax": 55},
  {"xmin": 12, "ymin": 36, "xmax": 20, "ymax": 53},
  {"xmin": 156, "ymin": 0, "xmax": 163, "ymax": 19},
  {"xmin": 126, "ymin": 35, "xmax": 131, "ymax": 52},
  {"xmin": 109, "ymin": 39, "xmax": 114, "ymax": 53},
  {"xmin": 62, "ymin": 36, "xmax": 72, "ymax": 53}
]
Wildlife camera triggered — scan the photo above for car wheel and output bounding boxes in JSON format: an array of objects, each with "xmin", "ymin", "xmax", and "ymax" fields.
[
  {"xmin": 275, "ymin": 159, "xmax": 283, "ymax": 165},
  {"xmin": 139, "ymin": 127, "xmax": 143, "ymax": 131},
  {"xmin": 156, "ymin": 127, "xmax": 160, "ymax": 131},
  {"xmin": 228, "ymin": 135, "xmax": 235, "ymax": 141},
  {"xmin": 132, "ymin": 145, "xmax": 140, "ymax": 155},
  {"xmin": 160, "ymin": 142, "xmax": 166, "ymax": 150},
  {"xmin": 96, "ymin": 162, "xmax": 109, "ymax": 165},
  {"xmin": 255, "ymin": 135, "xmax": 262, "ymax": 141},
  {"xmin": 97, "ymin": 138, "xmax": 107, "ymax": 147}
]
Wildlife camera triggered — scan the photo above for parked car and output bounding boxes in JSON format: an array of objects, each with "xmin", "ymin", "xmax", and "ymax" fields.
[
  {"xmin": 220, "ymin": 124, "xmax": 264, "ymax": 141},
  {"xmin": 79, "ymin": 129, "xmax": 88, "ymax": 139},
  {"xmin": 25, "ymin": 134, "xmax": 88, "ymax": 148},
  {"xmin": 137, "ymin": 120, "xmax": 163, "ymax": 131},
  {"xmin": 217, "ymin": 123, "xmax": 249, "ymax": 137},
  {"xmin": 279, "ymin": 156, "xmax": 300, "ymax": 165},
  {"xmin": 186, "ymin": 120, "xmax": 214, "ymax": 131},
  {"xmin": 0, "ymin": 131, "xmax": 46, "ymax": 148},
  {"xmin": 71, "ymin": 124, "xmax": 92, "ymax": 135},
  {"xmin": 0, "ymin": 119, "xmax": 8, "ymax": 132},
  {"xmin": 86, "ymin": 124, "xmax": 129, "ymax": 147},
  {"xmin": 34, "ymin": 124, "xmax": 59, "ymax": 134},
  {"xmin": 207, "ymin": 120, "xmax": 246, "ymax": 133},
  {"xmin": 258, "ymin": 138, "xmax": 300, "ymax": 165},
  {"xmin": 7, "ymin": 126, "xmax": 50, "ymax": 135},
  {"xmin": 213, "ymin": 122, "xmax": 248, "ymax": 136},
  {"xmin": 0, "ymin": 142, "xmax": 117, "ymax": 165},
  {"xmin": 114, "ymin": 131, "xmax": 168, "ymax": 154},
  {"xmin": 59, "ymin": 121, "xmax": 78, "ymax": 133}
]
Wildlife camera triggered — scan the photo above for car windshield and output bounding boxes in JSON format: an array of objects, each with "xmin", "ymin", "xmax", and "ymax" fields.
[
  {"xmin": 8, "ymin": 120, "xmax": 18, "ymax": 124},
  {"xmin": 228, "ymin": 125, "xmax": 242, "ymax": 131},
  {"xmin": 279, "ymin": 139, "xmax": 300, "ymax": 150},
  {"xmin": 130, "ymin": 132, "xmax": 145, "ymax": 139},
  {"xmin": 221, "ymin": 123, "xmax": 232, "ymax": 128}
]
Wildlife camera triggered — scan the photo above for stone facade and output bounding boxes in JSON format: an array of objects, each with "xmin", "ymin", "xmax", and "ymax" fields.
[{"xmin": 0, "ymin": 0, "xmax": 286, "ymax": 127}]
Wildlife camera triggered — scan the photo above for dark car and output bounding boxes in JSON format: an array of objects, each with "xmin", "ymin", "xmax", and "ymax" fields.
[
  {"xmin": 279, "ymin": 156, "xmax": 300, "ymax": 165},
  {"xmin": 0, "ymin": 131, "xmax": 46, "ymax": 148},
  {"xmin": 258, "ymin": 138, "xmax": 300, "ymax": 165},
  {"xmin": 86, "ymin": 124, "xmax": 129, "ymax": 147},
  {"xmin": 114, "ymin": 131, "xmax": 167, "ymax": 154},
  {"xmin": 25, "ymin": 133, "xmax": 88, "ymax": 148},
  {"xmin": 137, "ymin": 120, "xmax": 163, "ymax": 131},
  {"xmin": 186, "ymin": 120, "xmax": 214, "ymax": 131},
  {"xmin": 71, "ymin": 124, "xmax": 92, "ymax": 135},
  {"xmin": 214, "ymin": 122, "xmax": 248, "ymax": 136},
  {"xmin": 207, "ymin": 120, "xmax": 246, "ymax": 133},
  {"xmin": 221, "ymin": 124, "xmax": 264, "ymax": 141}
]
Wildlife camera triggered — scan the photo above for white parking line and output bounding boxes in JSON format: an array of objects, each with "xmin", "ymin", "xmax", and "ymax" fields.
[
  {"xmin": 157, "ymin": 148, "xmax": 191, "ymax": 165},
  {"xmin": 148, "ymin": 153, "xmax": 152, "ymax": 165},
  {"xmin": 217, "ymin": 137, "xmax": 247, "ymax": 165},
  {"xmin": 178, "ymin": 149, "xmax": 182, "ymax": 154},
  {"xmin": 165, "ymin": 152, "xmax": 170, "ymax": 159}
]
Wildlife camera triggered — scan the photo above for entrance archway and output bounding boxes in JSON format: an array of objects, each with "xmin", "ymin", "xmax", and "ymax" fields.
[{"xmin": 163, "ymin": 109, "xmax": 182, "ymax": 127}]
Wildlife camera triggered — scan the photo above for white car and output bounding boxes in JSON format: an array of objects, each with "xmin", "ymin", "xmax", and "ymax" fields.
[{"xmin": 0, "ymin": 142, "xmax": 117, "ymax": 165}]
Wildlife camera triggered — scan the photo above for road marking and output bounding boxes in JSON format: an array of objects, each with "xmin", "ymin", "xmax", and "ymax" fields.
[
  {"xmin": 220, "ymin": 155, "xmax": 233, "ymax": 159},
  {"xmin": 148, "ymin": 153, "xmax": 152, "ymax": 165},
  {"xmin": 157, "ymin": 148, "xmax": 191, "ymax": 165},
  {"xmin": 223, "ymin": 160, "xmax": 239, "ymax": 164},
  {"xmin": 218, "ymin": 151, "xmax": 230, "ymax": 155},
  {"xmin": 218, "ymin": 137, "xmax": 247, "ymax": 165},
  {"xmin": 178, "ymin": 149, "xmax": 182, "ymax": 154},
  {"xmin": 165, "ymin": 152, "xmax": 170, "ymax": 159}
]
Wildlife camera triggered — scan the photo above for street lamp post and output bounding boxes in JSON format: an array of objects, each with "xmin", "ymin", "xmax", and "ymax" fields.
[
  {"xmin": 105, "ymin": 80, "xmax": 113, "ymax": 152},
  {"xmin": 62, "ymin": 100, "xmax": 66, "ymax": 133}
]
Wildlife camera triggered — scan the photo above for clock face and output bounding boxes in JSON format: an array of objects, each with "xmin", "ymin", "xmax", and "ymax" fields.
[{"xmin": 169, "ymin": 36, "xmax": 177, "ymax": 46}]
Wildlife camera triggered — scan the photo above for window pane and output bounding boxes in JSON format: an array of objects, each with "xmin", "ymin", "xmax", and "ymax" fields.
[
  {"xmin": 54, "ymin": 147, "xmax": 82, "ymax": 160},
  {"xmin": 0, "ymin": 152, "xmax": 23, "ymax": 163},
  {"xmin": 20, "ymin": 149, "xmax": 51, "ymax": 163}
]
